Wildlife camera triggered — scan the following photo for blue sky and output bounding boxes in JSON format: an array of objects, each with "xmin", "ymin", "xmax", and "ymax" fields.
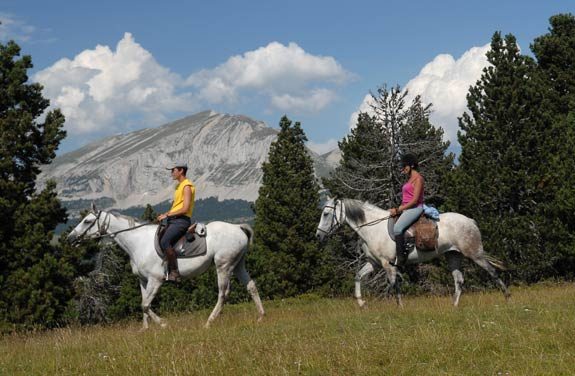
[{"xmin": 1, "ymin": 1, "xmax": 574, "ymax": 155}]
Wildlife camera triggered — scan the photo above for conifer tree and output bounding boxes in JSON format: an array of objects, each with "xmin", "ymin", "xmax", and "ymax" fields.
[
  {"xmin": 0, "ymin": 40, "xmax": 74, "ymax": 328},
  {"xmin": 531, "ymin": 13, "xmax": 575, "ymax": 277},
  {"xmin": 446, "ymin": 32, "xmax": 555, "ymax": 281},
  {"xmin": 251, "ymin": 116, "xmax": 328, "ymax": 298},
  {"xmin": 532, "ymin": 13, "xmax": 575, "ymax": 115}
]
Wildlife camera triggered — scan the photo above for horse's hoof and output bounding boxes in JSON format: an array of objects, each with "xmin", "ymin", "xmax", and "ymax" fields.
[
  {"xmin": 257, "ymin": 315, "xmax": 264, "ymax": 323},
  {"xmin": 160, "ymin": 321, "xmax": 168, "ymax": 329},
  {"xmin": 357, "ymin": 300, "xmax": 367, "ymax": 309},
  {"xmin": 139, "ymin": 326, "xmax": 149, "ymax": 333}
]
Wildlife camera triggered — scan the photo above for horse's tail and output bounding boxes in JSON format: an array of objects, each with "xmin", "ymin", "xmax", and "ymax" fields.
[
  {"xmin": 484, "ymin": 254, "xmax": 508, "ymax": 271},
  {"xmin": 239, "ymin": 223, "xmax": 254, "ymax": 248}
]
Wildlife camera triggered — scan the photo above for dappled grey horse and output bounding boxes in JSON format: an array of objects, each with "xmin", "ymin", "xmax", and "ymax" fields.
[
  {"xmin": 316, "ymin": 198, "xmax": 510, "ymax": 307},
  {"xmin": 68, "ymin": 204, "xmax": 265, "ymax": 329}
]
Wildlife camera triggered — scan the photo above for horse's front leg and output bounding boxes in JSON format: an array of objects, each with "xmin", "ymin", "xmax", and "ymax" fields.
[
  {"xmin": 355, "ymin": 262, "xmax": 375, "ymax": 308},
  {"xmin": 140, "ymin": 277, "xmax": 165, "ymax": 330}
]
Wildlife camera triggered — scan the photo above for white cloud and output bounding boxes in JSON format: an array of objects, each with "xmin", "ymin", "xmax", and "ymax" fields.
[
  {"xmin": 34, "ymin": 33, "xmax": 196, "ymax": 135},
  {"xmin": 307, "ymin": 138, "xmax": 339, "ymax": 155},
  {"xmin": 404, "ymin": 44, "xmax": 490, "ymax": 143},
  {"xmin": 35, "ymin": 36, "xmax": 352, "ymax": 138},
  {"xmin": 350, "ymin": 45, "xmax": 491, "ymax": 147},
  {"xmin": 0, "ymin": 13, "xmax": 36, "ymax": 42},
  {"xmin": 271, "ymin": 89, "xmax": 337, "ymax": 113},
  {"xmin": 186, "ymin": 41, "xmax": 352, "ymax": 112}
]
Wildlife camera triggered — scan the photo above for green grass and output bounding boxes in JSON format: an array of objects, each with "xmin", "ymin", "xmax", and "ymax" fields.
[{"xmin": 1, "ymin": 283, "xmax": 574, "ymax": 375}]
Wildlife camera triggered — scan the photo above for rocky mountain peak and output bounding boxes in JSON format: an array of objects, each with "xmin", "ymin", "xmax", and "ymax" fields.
[{"xmin": 38, "ymin": 111, "xmax": 339, "ymax": 211}]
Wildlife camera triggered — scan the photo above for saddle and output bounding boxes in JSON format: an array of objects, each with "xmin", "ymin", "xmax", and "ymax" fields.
[
  {"xmin": 388, "ymin": 214, "xmax": 438, "ymax": 252},
  {"xmin": 155, "ymin": 222, "xmax": 207, "ymax": 259}
]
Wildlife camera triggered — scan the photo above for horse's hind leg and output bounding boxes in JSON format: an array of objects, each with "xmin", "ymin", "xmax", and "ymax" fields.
[
  {"xmin": 379, "ymin": 260, "xmax": 402, "ymax": 307},
  {"xmin": 233, "ymin": 255, "xmax": 265, "ymax": 321},
  {"xmin": 472, "ymin": 255, "xmax": 510, "ymax": 300},
  {"xmin": 205, "ymin": 268, "xmax": 232, "ymax": 328},
  {"xmin": 446, "ymin": 251, "xmax": 465, "ymax": 306}
]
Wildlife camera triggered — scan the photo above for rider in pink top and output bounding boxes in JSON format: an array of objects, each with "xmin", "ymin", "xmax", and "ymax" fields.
[
  {"xmin": 389, "ymin": 153, "xmax": 425, "ymax": 267},
  {"xmin": 402, "ymin": 181, "xmax": 424, "ymax": 207}
]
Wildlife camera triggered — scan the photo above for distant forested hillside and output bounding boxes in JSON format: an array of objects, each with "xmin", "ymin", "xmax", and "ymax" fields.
[{"xmin": 121, "ymin": 197, "xmax": 254, "ymax": 223}]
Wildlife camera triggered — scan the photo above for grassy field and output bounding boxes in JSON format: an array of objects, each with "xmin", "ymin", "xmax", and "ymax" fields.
[{"xmin": 1, "ymin": 283, "xmax": 574, "ymax": 375}]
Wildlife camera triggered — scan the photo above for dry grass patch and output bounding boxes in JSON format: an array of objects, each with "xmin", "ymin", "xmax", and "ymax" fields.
[{"xmin": 1, "ymin": 283, "xmax": 574, "ymax": 375}]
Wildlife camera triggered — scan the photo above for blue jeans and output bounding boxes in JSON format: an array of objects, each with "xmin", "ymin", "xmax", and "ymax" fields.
[
  {"xmin": 393, "ymin": 207, "xmax": 424, "ymax": 236},
  {"xmin": 160, "ymin": 217, "xmax": 191, "ymax": 250}
]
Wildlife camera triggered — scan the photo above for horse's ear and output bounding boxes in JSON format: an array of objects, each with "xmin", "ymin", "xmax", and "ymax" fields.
[{"xmin": 91, "ymin": 202, "xmax": 97, "ymax": 212}]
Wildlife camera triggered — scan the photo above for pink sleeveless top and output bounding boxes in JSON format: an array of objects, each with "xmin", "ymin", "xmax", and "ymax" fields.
[{"xmin": 402, "ymin": 180, "xmax": 424, "ymax": 207}]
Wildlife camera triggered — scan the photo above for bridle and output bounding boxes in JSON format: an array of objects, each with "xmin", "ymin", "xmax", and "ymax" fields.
[
  {"xmin": 71, "ymin": 210, "xmax": 150, "ymax": 244},
  {"xmin": 317, "ymin": 200, "xmax": 344, "ymax": 236},
  {"xmin": 317, "ymin": 199, "xmax": 393, "ymax": 237},
  {"xmin": 71, "ymin": 210, "xmax": 109, "ymax": 244}
]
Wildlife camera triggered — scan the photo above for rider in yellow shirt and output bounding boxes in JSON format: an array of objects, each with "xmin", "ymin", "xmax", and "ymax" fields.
[{"xmin": 157, "ymin": 162, "xmax": 195, "ymax": 281}]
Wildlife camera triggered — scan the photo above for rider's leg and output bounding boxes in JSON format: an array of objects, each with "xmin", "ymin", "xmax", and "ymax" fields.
[
  {"xmin": 393, "ymin": 207, "xmax": 423, "ymax": 266},
  {"xmin": 160, "ymin": 217, "xmax": 190, "ymax": 282}
]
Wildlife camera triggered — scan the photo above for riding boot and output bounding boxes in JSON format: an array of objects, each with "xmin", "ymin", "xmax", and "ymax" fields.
[
  {"xmin": 394, "ymin": 234, "xmax": 408, "ymax": 267},
  {"xmin": 165, "ymin": 247, "xmax": 181, "ymax": 282}
]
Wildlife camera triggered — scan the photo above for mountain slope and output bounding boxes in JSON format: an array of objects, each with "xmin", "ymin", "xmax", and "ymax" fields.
[{"xmin": 39, "ymin": 110, "xmax": 339, "ymax": 211}]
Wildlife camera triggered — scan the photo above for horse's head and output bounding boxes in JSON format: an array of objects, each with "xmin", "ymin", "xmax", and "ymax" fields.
[
  {"xmin": 316, "ymin": 198, "xmax": 345, "ymax": 242},
  {"xmin": 67, "ymin": 203, "xmax": 109, "ymax": 245}
]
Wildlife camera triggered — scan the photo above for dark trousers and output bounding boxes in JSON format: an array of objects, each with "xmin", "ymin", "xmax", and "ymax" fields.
[{"xmin": 160, "ymin": 217, "xmax": 191, "ymax": 251}]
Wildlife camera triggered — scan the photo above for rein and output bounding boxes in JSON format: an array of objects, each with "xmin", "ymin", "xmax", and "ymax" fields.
[
  {"xmin": 357, "ymin": 215, "xmax": 392, "ymax": 228},
  {"xmin": 317, "ymin": 200, "xmax": 392, "ymax": 235}
]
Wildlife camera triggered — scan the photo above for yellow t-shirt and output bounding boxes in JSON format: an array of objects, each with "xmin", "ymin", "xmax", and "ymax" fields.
[{"xmin": 169, "ymin": 178, "xmax": 195, "ymax": 218}]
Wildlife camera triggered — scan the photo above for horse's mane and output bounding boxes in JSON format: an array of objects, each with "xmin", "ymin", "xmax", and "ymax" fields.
[
  {"xmin": 108, "ymin": 211, "xmax": 150, "ymax": 225},
  {"xmin": 342, "ymin": 199, "xmax": 388, "ymax": 224}
]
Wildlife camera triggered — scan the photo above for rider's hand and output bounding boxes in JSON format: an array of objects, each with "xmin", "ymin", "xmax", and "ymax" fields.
[
  {"xmin": 157, "ymin": 213, "xmax": 168, "ymax": 221},
  {"xmin": 389, "ymin": 208, "xmax": 398, "ymax": 217}
]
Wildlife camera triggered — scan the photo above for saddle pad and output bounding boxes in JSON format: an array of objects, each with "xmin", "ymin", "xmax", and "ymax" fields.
[{"xmin": 155, "ymin": 224, "xmax": 208, "ymax": 259}]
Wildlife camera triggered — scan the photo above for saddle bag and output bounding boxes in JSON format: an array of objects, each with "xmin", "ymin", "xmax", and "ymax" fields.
[{"xmin": 414, "ymin": 215, "xmax": 438, "ymax": 252}]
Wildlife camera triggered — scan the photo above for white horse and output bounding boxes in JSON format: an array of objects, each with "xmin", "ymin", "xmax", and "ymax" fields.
[
  {"xmin": 68, "ymin": 204, "xmax": 265, "ymax": 329},
  {"xmin": 316, "ymin": 198, "xmax": 510, "ymax": 307}
]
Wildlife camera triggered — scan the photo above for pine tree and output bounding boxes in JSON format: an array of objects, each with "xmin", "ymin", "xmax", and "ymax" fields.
[
  {"xmin": 531, "ymin": 13, "xmax": 575, "ymax": 277},
  {"xmin": 446, "ymin": 32, "xmax": 555, "ymax": 281},
  {"xmin": 250, "ymin": 116, "xmax": 328, "ymax": 298},
  {"xmin": 0, "ymin": 40, "xmax": 74, "ymax": 328},
  {"xmin": 141, "ymin": 204, "xmax": 157, "ymax": 222},
  {"xmin": 323, "ymin": 112, "xmax": 389, "ymax": 204},
  {"xmin": 532, "ymin": 13, "xmax": 575, "ymax": 115}
]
